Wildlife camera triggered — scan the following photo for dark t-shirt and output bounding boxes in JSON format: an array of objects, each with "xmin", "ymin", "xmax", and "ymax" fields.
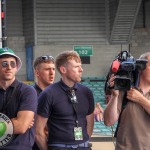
[
  {"xmin": 0, "ymin": 79, "xmax": 37, "ymax": 150},
  {"xmin": 32, "ymin": 83, "xmax": 42, "ymax": 97},
  {"xmin": 37, "ymin": 80, "xmax": 94, "ymax": 145},
  {"xmin": 32, "ymin": 83, "xmax": 42, "ymax": 150}
]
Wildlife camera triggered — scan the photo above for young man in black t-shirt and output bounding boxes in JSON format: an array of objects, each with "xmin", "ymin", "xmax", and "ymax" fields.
[{"xmin": 32, "ymin": 55, "xmax": 55, "ymax": 150}]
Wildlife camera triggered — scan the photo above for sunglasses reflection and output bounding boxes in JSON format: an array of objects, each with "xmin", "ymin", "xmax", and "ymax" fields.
[{"xmin": 1, "ymin": 61, "xmax": 17, "ymax": 68}]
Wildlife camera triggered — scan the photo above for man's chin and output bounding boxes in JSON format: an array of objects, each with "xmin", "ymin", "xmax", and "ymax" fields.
[
  {"xmin": 4, "ymin": 76, "xmax": 15, "ymax": 80},
  {"xmin": 48, "ymin": 81, "xmax": 54, "ymax": 85},
  {"xmin": 77, "ymin": 78, "xmax": 81, "ymax": 83}
]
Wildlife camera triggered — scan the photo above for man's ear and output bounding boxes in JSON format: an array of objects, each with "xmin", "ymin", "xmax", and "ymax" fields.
[
  {"xmin": 34, "ymin": 69, "xmax": 39, "ymax": 77},
  {"xmin": 60, "ymin": 66, "xmax": 66, "ymax": 74}
]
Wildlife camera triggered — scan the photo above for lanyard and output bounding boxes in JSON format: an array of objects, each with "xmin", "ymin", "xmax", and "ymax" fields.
[
  {"xmin": 59, "ymin": 81, "xmax": 79, "ymax": 127},
  {"xmin": 67, "ymin": 88, "xmax": 79, "ymax": 127}
]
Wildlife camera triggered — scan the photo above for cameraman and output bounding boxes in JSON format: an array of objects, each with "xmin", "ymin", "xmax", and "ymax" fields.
[{"xmin": 104, "ymin": 52, "xmax": 150, "ymax": 150}]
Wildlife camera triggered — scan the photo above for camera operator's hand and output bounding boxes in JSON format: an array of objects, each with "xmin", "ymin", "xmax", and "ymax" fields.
[
  {"xmin": 127, "ymin": 88, "xmax": 144, "ymax": 103},
  {"xmin": 127, "ymin": 88, "xmax": 150, "ymax": 115},
  {"xmin": 108, "ymin": 74, "xmax": 119, "ymax": 97},
  {"xmin": 104, "ymin": 74, "xmax": 122, "ymax": 126}
]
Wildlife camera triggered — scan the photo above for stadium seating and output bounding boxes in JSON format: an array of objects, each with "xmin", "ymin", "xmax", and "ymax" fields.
[{"xmin": 80, "ymin": 76, "xmax": 117, "ymax": 137}]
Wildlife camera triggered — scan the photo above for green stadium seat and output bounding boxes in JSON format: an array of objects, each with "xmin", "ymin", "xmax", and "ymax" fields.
[
  {"xmin": 81, "ymin": 81, "xmax": 89, "ymax": 85},
  {"xmin": 81, "ymin": 77, "xmax": 117, "ymax": 136}
]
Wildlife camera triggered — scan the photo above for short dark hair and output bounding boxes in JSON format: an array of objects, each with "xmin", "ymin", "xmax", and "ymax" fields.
[{"xmin": 33, "ymin": 55, "xmax": 55, "ymax": 69}]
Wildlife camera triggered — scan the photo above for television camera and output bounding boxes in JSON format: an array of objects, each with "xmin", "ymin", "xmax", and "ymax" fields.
[{"xmin": 105, "ymin": 51, "xmax": 148, "ymax": 91}]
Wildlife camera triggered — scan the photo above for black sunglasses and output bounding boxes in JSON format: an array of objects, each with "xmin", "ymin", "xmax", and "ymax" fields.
[
  {"xmin": 68, "ymin": 89, "xmax": 78, "ymax": 104},
  {"xmin": 41, "ymin": 55, "xmax": 54, "ymax": 61},
  {"xmin": 1, "ymin": 61, "xmax": 17, "ymax": 68}
]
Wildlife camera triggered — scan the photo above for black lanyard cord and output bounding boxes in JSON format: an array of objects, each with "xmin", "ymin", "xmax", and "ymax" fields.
[
  {"xmin": 67, "ymin": 88, "xmax": 79, "ymax": 127},
  {"xmin": 72, "ymin": 103, "xmax": 79, "ymax": 127},
  {"xmin": 59, "ymin": 82, "xmax": 79, "ymax": 127}
]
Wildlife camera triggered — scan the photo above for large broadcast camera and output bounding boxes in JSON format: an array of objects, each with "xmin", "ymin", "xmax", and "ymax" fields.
[{"xmin": 105, "ymin": 51, "xmax": 148, "ymax": 91}]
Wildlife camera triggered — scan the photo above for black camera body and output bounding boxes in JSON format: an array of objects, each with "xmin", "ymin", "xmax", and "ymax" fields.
[{"xmin": 106, "ymin": 51, "xmax": 148, "ymax": 91}]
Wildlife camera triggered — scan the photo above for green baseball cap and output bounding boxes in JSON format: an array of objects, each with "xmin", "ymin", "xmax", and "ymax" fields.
[{"xmin": 0, "ymin": 47, "xmax": 22, "ymax": 71}]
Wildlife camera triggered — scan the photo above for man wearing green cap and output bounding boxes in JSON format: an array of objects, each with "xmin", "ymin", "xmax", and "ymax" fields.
[{"xmin": 0, "ymin": 47, "xmax": 37, "ymax": 150}]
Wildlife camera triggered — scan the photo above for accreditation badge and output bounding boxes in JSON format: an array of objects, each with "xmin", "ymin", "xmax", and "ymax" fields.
[
  {"xmin": 74, "ymin": 127, "xmax": 83, "ymax": 140},
  {"xmin": 0, "ymin": 113, "xmax": 13, "ymax": 148}
]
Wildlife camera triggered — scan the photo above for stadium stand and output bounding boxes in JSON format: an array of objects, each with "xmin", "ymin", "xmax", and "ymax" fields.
[{"xmin": 80, "ymin": 77, "xmax": 117, "ymax": 141}]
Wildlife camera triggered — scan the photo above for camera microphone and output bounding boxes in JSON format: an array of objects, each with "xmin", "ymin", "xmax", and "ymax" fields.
[{"xmin": 112, "ymin": 60, "xmax": 120, "ymax": 73}]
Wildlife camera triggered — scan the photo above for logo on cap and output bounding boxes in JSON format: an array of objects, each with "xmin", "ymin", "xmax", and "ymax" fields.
[{"xmin": 3, "ymin": 47, "xmax": 11, "ymax": 52}]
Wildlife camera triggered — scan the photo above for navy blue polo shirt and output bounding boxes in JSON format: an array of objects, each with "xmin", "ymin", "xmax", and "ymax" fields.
[
  {"xmin": 37, "ymin": 80, "xmax": 94, "ymax": 145},
  {"xmin": 0, "ymin": 79, "xmax": 37, "ymax": 150},
  {"xmin": 32, "ymin": 83, "xmax": 42, "ymax": 97}
]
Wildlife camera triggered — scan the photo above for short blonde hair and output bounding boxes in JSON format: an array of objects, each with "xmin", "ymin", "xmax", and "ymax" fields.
[{"xmin": 55, "ymin": 50, "xmax": 81, "ymax": 74}]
